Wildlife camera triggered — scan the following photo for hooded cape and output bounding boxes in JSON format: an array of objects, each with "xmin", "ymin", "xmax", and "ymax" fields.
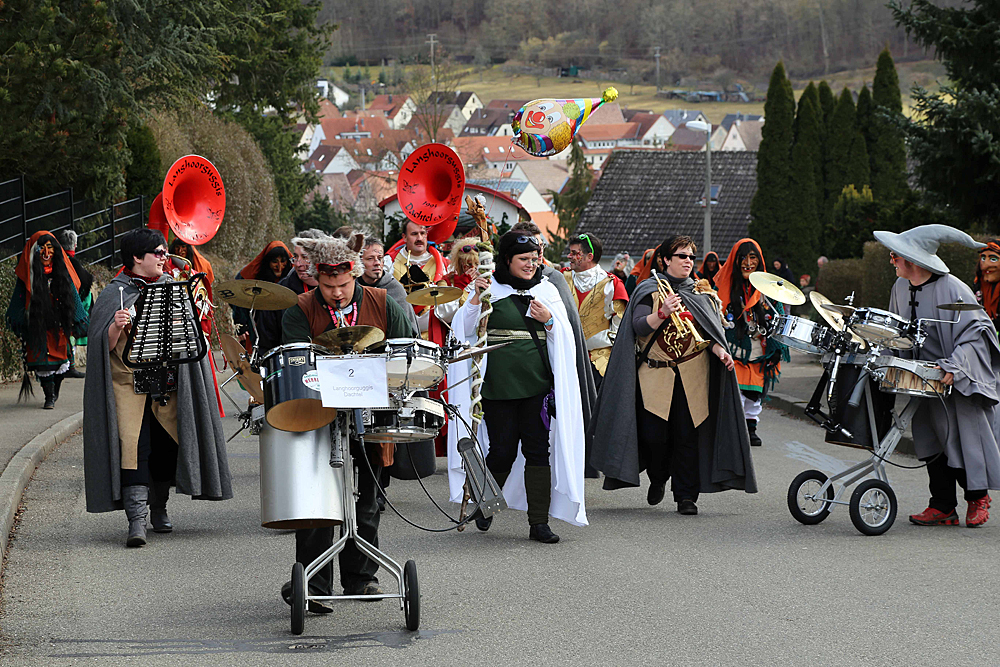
[
  {"xmin": 238, "ymin": 241, "xmax": 290, "ymax": 281},
  {"xmin": 589, "ymin": 273, "xmax": 757, "ymax": 493},
  {"xmin": 83, "ymin": 273, "xmax": 233, "ymax": 513},
  {"xmin": 446, "ymin": 276, "xmax": 588, "ymax": 526},
  {"xmin": 889, "ymin": 274, "xmax": 1000, "ymax": 490}
]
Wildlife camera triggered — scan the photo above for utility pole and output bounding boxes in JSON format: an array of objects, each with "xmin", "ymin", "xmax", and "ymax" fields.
[
  {"xmin": 426, "ymin": 34, "xmax": 438, "ymax": 88},
  {"xmin": 654, "ymin": 46, "xmax": 661, "ymax": 93}
]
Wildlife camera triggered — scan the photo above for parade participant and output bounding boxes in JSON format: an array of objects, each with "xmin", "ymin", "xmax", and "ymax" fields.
[
  {"xmin": 563, "ymin": 233, "xmax": 628, "ymax": 384},
  {"xmin": 56, "ymin": 229, "xmax": 93, "ymax": 379},
  {"xmin": 697, "ymin": 251, "xmax": 721, "ymax": 289},
  {"xmin": 876, "ymin": 225, "xmax": 1000, "ymax": 527},
  {"xmin": 83, "ymin": 228, "xmax": 232, "ymax": 547},
  {"xmin": 358, "ymin": 235, "xmax": 419, "ymax": 332},
  {"xmin": 590, "ymin": 235, "xmax": 755, "ymax": 514},
  {"xmin": 384, "ymin": 220, "xmax": 448, "ymax": 340},
  {"xmin": 280, "ymin": 236, "xmax": 416, "ymax": 603},
  {"xmin": 974, "ymin": 240, "xmax": 1000, "ymax": 333},
  {"xmin": 231, "ymin": 241, "xmax": 292, "ymax": 348},
  {"xmin": 448, "ymin": 231, "xmax": 588, "ymax": 542},
  {"xmin": 714, "ymin": 238, "xmax": 788, "ymax": 447},
  {"xmin": 6, "ymin": 231, "xmax": 89, "ymax": 409},
  {"xmin": 167, "ymin": 238, "xmax": 215, "ymax": 295},
  {"xmin": 772, "ymin": 257, "xmax": 795, "ymax": 283},
  {"xmin": 256, "ymin": 230, "xmax": 328, "ymax": 353},
  {"xmin": 433, "ymin": 241, "xmax": 479, "ymax": 326},
  {"xmin": 625, "ymin": 247, "xmax": 657, "ymax": 295},
  {"xmin": 512, "ymin": 220, "xmax": 599, "ymax": 477}
]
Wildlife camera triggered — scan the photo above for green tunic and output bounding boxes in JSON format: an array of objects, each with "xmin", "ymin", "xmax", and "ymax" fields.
[{"xmin": 483, "ymin": 296, "xmax": 551, "ymax": 401}]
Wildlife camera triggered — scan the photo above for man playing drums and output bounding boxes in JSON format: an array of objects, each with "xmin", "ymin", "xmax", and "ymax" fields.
[
  {"xmin": 877, "ymin": 225, "xmax": 1000, "ymax": 527},
  {"xmin": 280, "ymin": 235, "xmax": 416, "ymax": 606}
]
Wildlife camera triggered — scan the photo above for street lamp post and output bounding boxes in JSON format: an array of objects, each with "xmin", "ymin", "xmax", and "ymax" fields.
[{"xmin": 687, "ymin": 120, "xmax": 712, "ymax": 256}]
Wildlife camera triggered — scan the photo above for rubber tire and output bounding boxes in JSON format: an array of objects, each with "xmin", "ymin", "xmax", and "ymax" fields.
[
  {"xmin": 849, "ymin": 479, "xmax": 897, "ymax": 536},
  {"xmin": 787, "ymin": 470, "xmax": 834, "ymax": 525},
  {"xmin": 291, "ymin": 562, "xmax": 306, "ymax": 635},
  {"xmin": 403, "ymin": 560, "xmax": 420, "ymax": 631}
]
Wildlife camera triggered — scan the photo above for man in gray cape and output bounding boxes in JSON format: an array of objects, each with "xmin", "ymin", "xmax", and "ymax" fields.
[
  {"xmin": 877, "ymin": 224, "xmax": 1000, "ymax": 527},
  {"xmin": 589, "ymin": 236, "xmax": 757, "ymax": 500},
  {"xmin": 83, "ymin": 228, "xmax": 232, "ymax": 547}
]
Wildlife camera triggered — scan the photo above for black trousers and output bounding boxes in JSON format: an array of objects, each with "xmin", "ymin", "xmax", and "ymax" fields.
[
  {"xmin": 637, "ymin": 375, "xmax": 700, "ymax": 503},
  {"xmin": 924, "ymin": 453, "xmax": 988, "ymax": 513},
  {"xmin": 482, "ymin": 393, "xmax": 551, "ymax": 474},
  {"xmin": 120, "ymin": 396, "xmax": 178, "ymax": 489},
  {"xmin": 295, "ymin": 441, "xmax": 381, "ymax": 594}
]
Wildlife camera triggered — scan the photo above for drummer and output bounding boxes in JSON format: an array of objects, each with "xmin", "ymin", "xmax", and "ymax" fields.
[
  {"xmin": 877, "ymin": 225, "xmax": 1000, "ymax": 527},
  {"xmin": 280, "ymin": 235, "xmax": 416, "ymax": 605},
  {"xmin": 357, "ymin": 235, "xmax": 420, "ymax": 333}
]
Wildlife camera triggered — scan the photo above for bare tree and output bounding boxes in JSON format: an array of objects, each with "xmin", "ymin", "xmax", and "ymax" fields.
[{"xmin": 404, "ymin": 59, "xmax": 468, "ymax": 144}]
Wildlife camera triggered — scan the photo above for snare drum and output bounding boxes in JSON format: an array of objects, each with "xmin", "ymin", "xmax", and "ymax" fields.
[
  {"xmin": 385, "ymin": 338, "xmax": 446, "ymax": 389},
  {"xmin": 849, "ymin": 308, "xmax": 912, "ymax": 349},
  {"xmin": 770, "ymin": 314, "xmax": 832, "ymax": 354},
  {"xmin": 877, "ymin": 357, "xmax": 950, "ymax": 398},
  {"xmin": 362, "ymin": 395, "xmax": 445, "ymax": 443},
  {"xmin": 262, "ymin": 343, "xmax": 338, "ymax": 432}
]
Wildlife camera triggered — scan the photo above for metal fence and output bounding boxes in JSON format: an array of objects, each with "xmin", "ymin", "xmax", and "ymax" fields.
[{"xmin": 0, "ymin": 175, "xmax": 146, "ymax": 268}]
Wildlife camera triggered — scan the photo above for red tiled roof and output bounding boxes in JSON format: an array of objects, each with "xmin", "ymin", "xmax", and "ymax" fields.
[
  {"xmin": 578, "ymin": 122, "xmax": 641, "ymax": 142},
  {"xmin": 367, "ymin": 94, "xmax": 411, "ymax": 118},
  {"xmin": 451, "ymin": 136, "xmax": 531, "ymax": 165}
]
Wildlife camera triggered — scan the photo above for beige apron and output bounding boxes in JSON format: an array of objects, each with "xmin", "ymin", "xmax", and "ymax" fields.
[
  {"xmin": 110, "ymin": 334, "xmax": 178, "ymax": 469},
  {"xmin": 635, "ymin": 292, "xmax": 710, "ymax": 427}
]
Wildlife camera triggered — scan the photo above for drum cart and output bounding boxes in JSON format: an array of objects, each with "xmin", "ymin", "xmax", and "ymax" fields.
[{"xmin": 287, "ymin": 409, "xmax": 419, "ymax": 635}]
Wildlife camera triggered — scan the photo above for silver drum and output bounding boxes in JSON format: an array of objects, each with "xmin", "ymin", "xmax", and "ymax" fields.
[
  {"xmin": 385, "ymin": 338, "xmax": 446, "ymax": 389},
  {"xmin": 770, "ymin": 314, "xmax": 831, "ymax": 354},
  {"xmin": 259, "ymin": 423, "xmax": 344, "ymax": 529}
]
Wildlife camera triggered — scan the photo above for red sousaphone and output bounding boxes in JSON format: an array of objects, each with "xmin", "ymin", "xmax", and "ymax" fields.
[
  {"xmin": 148, "ymin": 155, "xmax": 226, "ymax": 245},
  {"xmin": 397, "ymin": 143, "xmax": 465, "ymax": 236}
]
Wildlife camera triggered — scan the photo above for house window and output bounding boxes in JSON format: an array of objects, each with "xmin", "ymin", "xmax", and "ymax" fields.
[
  {"xmin": 484, "ymin": 147, "xmax": 490, "ymax": 153},
  {"xmin": 698, "ymin": 185, "xmax": 722, "ymax": 207},
  {"xmin": 499, "ymin": 146, "xmax": 504, "ymax": 153}
]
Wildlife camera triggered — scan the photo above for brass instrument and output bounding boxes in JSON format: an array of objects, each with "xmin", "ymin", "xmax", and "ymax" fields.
[{"xmin": 653, "ymin": 274, "xmax": 712, "ymax": 360}]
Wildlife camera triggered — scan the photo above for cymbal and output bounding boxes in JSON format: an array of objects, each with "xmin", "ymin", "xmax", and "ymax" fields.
[
  {"xmin": 938, "ymin": 301, "xmax": 985, "ymax": 312},
  {"xmin": 215, "ymin": 279, "xmax": 298, "ymax": 311},
  {"xmin": 810, "ymin": 292, "xmax": 866, "ymax": 346},
  {"xmin": 821, "ymin": 303, "xmax": 857, "ymax": 317},
  {"xmin": 406, "ymin": 285, "xmax": 464, "ymax": 307},
  {"xmin": 748, "ymin": 272, "xmax": 806, "ymax": 306},
  {"xmin": 219, "ymin": 333, "xmax": 264, "ymax": 403},
  {"xmin": 314, "ymin": 325, "xmax": 386, "ymax": 353},
  {"xmin": 449, "ymin": 342, "xmax": 512, "ymax": 364}
]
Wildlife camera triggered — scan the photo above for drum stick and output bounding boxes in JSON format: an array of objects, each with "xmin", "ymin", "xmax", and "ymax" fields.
[{"xmin": 119, "ymin": 286, "xmax": 124, "ymax": 311}]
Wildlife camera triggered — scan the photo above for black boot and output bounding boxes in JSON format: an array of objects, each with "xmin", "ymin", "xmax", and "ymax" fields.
[
  {"xmin": 40, "ymin": 376, "xmax": 56, "ymax": 410},
  {"xmin": 122, "ymin": 485, "xmax": 149, "ymax": 547},
  {"xmin": 64, "ymin": 364, "xmax": 86, "ymax": 379},
  {"xmin": 148, "ymin": 481, "xmax": 173, "ymax": 533},
  {"xmin": 524, "ymin": 466, "xmax": 559, "ymax": 543},
  {"xmin": 52, "ymin": 373, "xmax": 65, "ymax": 403},
  {"xmin": 747, "ymin": 419, "xmax": 762, "ymax": 447}
]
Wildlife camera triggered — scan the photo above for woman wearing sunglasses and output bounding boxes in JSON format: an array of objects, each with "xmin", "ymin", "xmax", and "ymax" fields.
[
  {"xmin": 590, "ymin": 235, "xmax": 756, "ymax": 516},
  {"xmin": 447, "ymin": 231, "xmax": 588, "ymax": 543}
]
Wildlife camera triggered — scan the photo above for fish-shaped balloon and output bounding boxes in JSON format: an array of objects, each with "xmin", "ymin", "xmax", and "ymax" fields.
[{"xmin": 512, "ymin": 87, "xmax": 619, "ymax": 157}]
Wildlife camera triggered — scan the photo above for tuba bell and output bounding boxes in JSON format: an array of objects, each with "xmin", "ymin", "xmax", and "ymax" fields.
[
  {"xmin": 396, "ymin": 143, "xmax": 465, "ymax": 230},
  {"xmin": 157, "ymin": 155, "xmax": 226, "ymax": 245}
]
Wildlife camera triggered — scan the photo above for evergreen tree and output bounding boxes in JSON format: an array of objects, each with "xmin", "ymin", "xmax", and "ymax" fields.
[
  {"xmin": 749, "ymin": 62, "xmax": 797, "ymax": 268},
  {"xmin": 788, "ymin": 136, "xmax": 820, "ymax": 273},
  {"xmin": 825, "ymin": 88, "xmax": 871, "ymax": 255},
  {"xmin": 855, "ymin": 85, "xmax": 874, "ymax": 155},
  {"xmin": 548, "ymin": 138, "xmax": 593, "ymax": 260},
  {"xmin": 125, "ymin": 124, "xmax": 162, "ymax": 201},
  {"xmin": 870, "ymin": 47, "xmax": 909, "ymax": 202},
  {"xmin": 817, "ymin": 81, "xmax": 837, "ymax": 128},
  {"xmin": 793, "ymin": 92, "xmax": 824, "ymax": 235}
]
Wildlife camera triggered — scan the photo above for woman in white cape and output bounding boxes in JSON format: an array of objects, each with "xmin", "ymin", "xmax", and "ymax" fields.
[{"xmin": 447, "ymin": 232, "xmax": 587, "ymax": 542}]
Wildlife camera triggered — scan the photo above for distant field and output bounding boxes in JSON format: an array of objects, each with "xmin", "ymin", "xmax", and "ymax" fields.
[{"xmin": 324, "ymin": 59, "xmax": 945, "ymax": 124}]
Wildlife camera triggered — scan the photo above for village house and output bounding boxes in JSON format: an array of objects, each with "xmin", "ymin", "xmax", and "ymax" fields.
[
  {"xmin": 427, "ymin": 91, "xmax": 484, "ymax": 120},
  {"xmin": 577, "ymin": 122, "xmax": 643, "ymax": 170},
  {"xmin": 459, "ymin": 108, "xmax": 516, "ymax": 137},
  {"xmin": 622, "ymin": 109, "xmax": 676, "ymax": 146},
  {"xmin": 451, "ymin": 136, "xmax": 532, "ymax": 170},
  {"xmin": 718, "ymin": 117, "xmax": 765, "ymax": 151},
  {"xmin": 366, "ymin": 94, "xmax": 418, "ymax": 130},
  {"xmin": 406, "ymin": 104, "xmax": 467, "ymax": 139}
]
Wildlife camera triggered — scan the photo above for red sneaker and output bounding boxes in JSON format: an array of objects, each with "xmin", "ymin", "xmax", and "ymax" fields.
[
  {"xmin": 967, "ymin": 496, "xmax": 990, "ymax": 528},
  {"xmin": 909, "ymin": 507, "xmax": 960, "ymax": 526}
]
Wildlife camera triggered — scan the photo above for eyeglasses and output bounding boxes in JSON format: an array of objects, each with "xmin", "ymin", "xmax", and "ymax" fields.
[
  {"xmin": 316, "ymin": 261, "xmax": 354, "ymax": 276},
  {"xmin": 672, "ymin": 253, "xmax": 697, "ymax": 260},
  {"xmin": 576, "ymin": 233, "xmax": 594, "ymax": 254},
  {"xmin": 151, "ymin": 248, "xmax": 167, "ymax": 259}
]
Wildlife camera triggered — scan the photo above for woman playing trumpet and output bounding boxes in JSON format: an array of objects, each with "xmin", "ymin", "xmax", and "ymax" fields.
[{"xmin": 589, "ymin": 235, "xmax": 757, "ymax": 516}]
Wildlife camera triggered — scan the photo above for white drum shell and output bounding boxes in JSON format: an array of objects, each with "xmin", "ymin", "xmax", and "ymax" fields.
[
  {"xmin": 259, "ymin": 423, "xmax": 344, "ymax": 529},
  {"xmin": 771, "ymin": 315, "xmax": 830, "ymax": 354}
]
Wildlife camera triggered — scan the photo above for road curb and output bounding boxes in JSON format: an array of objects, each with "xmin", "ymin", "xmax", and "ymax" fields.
[
  {"xmin": 766, "ymin": 391, "xmax": 915, "ymax": 456},
  {"xmin": 0, "ymin": 412, "xmax": 83, "ymax": 559}
]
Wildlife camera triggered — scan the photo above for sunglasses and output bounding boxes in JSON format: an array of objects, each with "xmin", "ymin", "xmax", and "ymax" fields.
[
  {"xmin": 516, "ymin": 235, "xmax": 540, "ymax": 247},
  {"xmin": 151, "ymin": 248, "xmax": 168, "ymax": 259},
  {"xmin": 460, "ymin": 244, "xmax": 476, "ymax": 253},
  {"xmin": 672, "ymin": 253, "xmax": 697, "ymax": 260},
  {"xmin": 316, "ymin": 261, "xmax": 354, "ymax": 276},
  {"xmin": 576, "ymin": 233, "xmax": 594, "ymax": 255}
]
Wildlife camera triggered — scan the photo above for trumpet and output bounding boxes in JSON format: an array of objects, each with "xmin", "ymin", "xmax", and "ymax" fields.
[{"xmin": 654, "ymin": 274, "xmax": 712, "ymax": 360}]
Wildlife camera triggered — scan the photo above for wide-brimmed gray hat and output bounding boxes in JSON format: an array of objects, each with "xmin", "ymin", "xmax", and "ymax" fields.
[{"xmin": 873, "ymin": 224, "xmax": 985, "ymax": 275}]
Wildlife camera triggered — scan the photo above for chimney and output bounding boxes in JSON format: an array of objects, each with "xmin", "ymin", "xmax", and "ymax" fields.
[{"xmin": 388, "ymin": 94, "xmax": 393, "ymax": 103}]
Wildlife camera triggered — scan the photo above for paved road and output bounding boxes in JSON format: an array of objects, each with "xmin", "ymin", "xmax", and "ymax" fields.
[{"xmin": 2, "ymin": 401, "xmax": 998, "ymax": 665}]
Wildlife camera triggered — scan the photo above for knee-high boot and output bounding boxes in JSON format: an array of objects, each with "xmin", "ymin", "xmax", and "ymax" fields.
[
  {"xmin": 524, "ymin": 466, "xmax": 559, "ymax": 543},
  {"xmin": 52, "ymin": 373, "xmax": 64, "ymax": 403},
  {"xmin": 122, "ymin": 485, "xmax": 148, "ymax": 548},
  {"xmin": 148, "ymin": 481, "xmax": 173, "ymax": 533},
  {"xmin": 40, "ymin": 376, "xmax": 56, "ymax": 410}
]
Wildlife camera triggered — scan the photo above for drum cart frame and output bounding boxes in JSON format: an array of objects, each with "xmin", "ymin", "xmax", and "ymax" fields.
[{"xmin": 287, "ymin": 409, "xmax": 420, "ymax": 635}]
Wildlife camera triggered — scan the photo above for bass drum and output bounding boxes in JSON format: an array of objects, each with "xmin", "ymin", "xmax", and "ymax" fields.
[{"xmin": 824, "ymin": 362, "xmax": 895, "ymax": 449}]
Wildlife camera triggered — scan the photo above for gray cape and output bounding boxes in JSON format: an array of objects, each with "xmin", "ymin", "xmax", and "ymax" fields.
[
  {"xmin": 589, "ymin": 272, "xmax": 757, "ymax": 493},
  {"xmin": 369, "ymin": 270, "xmax": 420, "ymax": 333},
  {"xmin": 83, "ymin": 273, "xmax": 233, "ymax": 513},
  {"xmin": 889, "ymin": 274, "xmax": 1000, "ymax": 489},
  {"xmin": 542, "ymin": 264, "xmax": 598, "ymax": 473}
]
